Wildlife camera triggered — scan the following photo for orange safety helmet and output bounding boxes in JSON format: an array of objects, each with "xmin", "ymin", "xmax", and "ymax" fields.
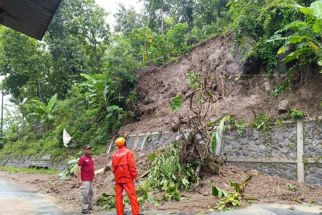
[{"xmin": 115, "ymin": 137, "xmax": 126, "ymax": 147}]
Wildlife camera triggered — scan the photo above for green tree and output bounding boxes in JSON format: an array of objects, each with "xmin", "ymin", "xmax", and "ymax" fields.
[
  {"xmin": 114, "ymin": 4, "xmax": 145, "ymax": 34},
  {"xmin": 169, "ymin": 0, "xmax": 194, "ymax": 28},
  {"xmin": 228, "ymin": 0, "xmax": 302, "ymax": 72},
  {"xmin": 144, "ymin": 0, "xmax": 172, "ymax": 33},
  {"xmin": 103, "ymin": 35, "xmax": 140, "ymax": 108},
  {"xmin": 194, "ymin": 0, "xmax": 229, "ymax": 26},
  {"xmin": 0, "ymin": 0, "xmax": 110, "ymax": 100},
  {"xmin": 144, "ymin": 0, "xmax": 194, "ymax": 31},
  {"xmin": 166, "ymin": 23, "xmax": 190, "ymax": 56},
  {"xmin": 127, "ymin": 27, "xmax": 158, "ymax": 63},
  {"xmin": 46, "ymin": 0, "xmax": 110, "ymax": 98},
  {"xmin": 8, "ymin": 97, "xmax": 28, "ymax": 140},
  {"xmin": 0, "ymin": 29, "xmax": 50, "ymax": 100},
  {"xmin": 272, "ymin": 0, "xmax": 322, "ymax": 71}
]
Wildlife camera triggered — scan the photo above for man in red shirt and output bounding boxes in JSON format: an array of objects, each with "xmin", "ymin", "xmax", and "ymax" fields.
[
  {"xmin": 78, "ymin": 145, "xmax": 95, "ymax": 214},
  {"xmin": 112, "ymin": 137, "xmax": 140, "ymax": 215}
]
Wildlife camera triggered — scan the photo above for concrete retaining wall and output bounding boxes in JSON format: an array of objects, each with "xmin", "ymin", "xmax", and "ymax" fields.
[
  {"xmin": 0, "ymin": 154, "xmax": 64, "ymax": 170},
  {"xmin": 107, "ymin": 119, "xmax": 321, "ymax": 186},
  {"xmin": 221, "ymin": 125, "xmax": 297, "ymax": 159},
  {"xmin": 221, "ymin": 119, "xmax": 322, "ymax": 186},
  {"xmin": 2, "ymin": 119, "xmax": 321, "ymax": 186},
  {"xmin": 107, "ymin": 131, "xmax": 179, "ymax": 153}
]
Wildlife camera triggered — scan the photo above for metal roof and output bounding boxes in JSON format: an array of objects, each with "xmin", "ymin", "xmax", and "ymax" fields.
[{"xmin": 0, "ymin": 0, "xmax": 62, "ymax": 40}]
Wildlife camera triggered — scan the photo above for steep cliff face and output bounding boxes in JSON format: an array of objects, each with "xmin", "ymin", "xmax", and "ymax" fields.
[{"xmin": 120, "ymin": 33, "xmax": 322, "ymax": 134}]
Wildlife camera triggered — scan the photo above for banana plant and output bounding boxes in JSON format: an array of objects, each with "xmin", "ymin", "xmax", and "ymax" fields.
[
  {"xmin": 80, "ymin": 73, "xmax": 114, "ymax": 109},
  {"xmin": 58, "ymin": 158, "xmax": 78, "ymax": 180},
  {"xmin": 79, "ymin": 73, "xmax": 133, "ymax": 130},
  {"xmin": 269, "ymin": 0, "xmax": 322, "ymax": 72},
  {"xmin": 27, "ymin": 94, "xmax": 58, "ymax": 126}
]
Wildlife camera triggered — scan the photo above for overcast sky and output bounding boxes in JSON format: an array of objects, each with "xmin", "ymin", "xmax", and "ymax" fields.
[{"xmin": 95, "ymin": 0, "xmax": 144, "ymax": 29}]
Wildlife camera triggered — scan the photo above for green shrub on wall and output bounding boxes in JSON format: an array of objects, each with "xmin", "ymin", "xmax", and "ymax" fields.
[
  {"xmin": 289, "ymin": 108, "xmax": 305, "ymax": 120},
  {"xmin": 252, "ymin": 113, "xmax": 273, "ymax": 131}
]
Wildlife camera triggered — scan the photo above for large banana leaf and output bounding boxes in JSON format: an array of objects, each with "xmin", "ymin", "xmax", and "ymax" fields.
[
  {"xmin": 80, "ymin": 73, "xmax": 96, "ymax": 82},
  {"xmin": 311, "ymin": 1, "xmax": 322, "ymax": 19},
  {"xmin": 288, "ymin": 35, "xmax": 312, "ymax": 43},
  {"xmin": 30, "ymin": 99, "xmax": 47, "ymax": 114},
  {"xmin": 283, "ymin": 47, "xmax": 313, "ymax": 63},
  {"xmin": 299, "ymin": 7, "xmax": 314, "ymax": 16},
  {"xmin": 47, "ymin": 94, "xmax": 58, "ymax": 113},
  {"xmin": 278, "ymin": 21, "xmax": 309, "ymax": 33}
]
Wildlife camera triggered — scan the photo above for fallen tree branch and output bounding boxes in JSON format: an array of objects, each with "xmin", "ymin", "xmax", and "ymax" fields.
[
  {"xmin": 243, "ymin": 195, "xmax": 259, "ymax": 201},
  {"xmin": 189, "ymin": 181, "xmax": 200, "ymax": 192},
  {"xmin": 140, "ymin": 170, "xmax": 150, "ymax": 178},
  {"xmin": 95, "ymin": 166, "xmax": 111, "ymax": 175},
  {"xmin": 240, "ymin": 173, "xmax": 255, "ymax": 193},
  {"xmin": 218, "ymin": 168, "xmax": 230, "ymax": 185}
]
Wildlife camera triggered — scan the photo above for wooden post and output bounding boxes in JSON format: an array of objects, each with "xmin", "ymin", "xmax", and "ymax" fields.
[{"xmin": 297, "ymin": 120, "xmax": 305, "ymax": 183}]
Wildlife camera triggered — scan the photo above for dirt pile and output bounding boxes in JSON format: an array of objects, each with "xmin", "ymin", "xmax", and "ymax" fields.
[{"xmin": 120, "ymin": 33, "xmax": 322, "ymax": 135}]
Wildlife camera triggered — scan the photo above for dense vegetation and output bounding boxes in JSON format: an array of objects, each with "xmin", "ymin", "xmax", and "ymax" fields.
[{"xmin": 0, "ymin": 0, "xmax": 320, "ymax": 160}]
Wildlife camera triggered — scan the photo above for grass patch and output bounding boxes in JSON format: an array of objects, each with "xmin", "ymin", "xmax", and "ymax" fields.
[
  {"xmin": 0, "ymin": 166, "xmax": 58, "ymax": 175},
  {"xmin": 0, "ymin": 138, "xmax": 107, "ymax": 163}
]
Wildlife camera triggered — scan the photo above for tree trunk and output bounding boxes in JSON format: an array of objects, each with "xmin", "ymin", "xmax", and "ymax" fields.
[{"xmin": 161, "ymin": 0, "xmax": 164, "ymax": 34}]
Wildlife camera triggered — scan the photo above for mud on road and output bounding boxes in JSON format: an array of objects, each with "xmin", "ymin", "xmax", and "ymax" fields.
[{"xmin": 1, "ymin": 160, "xmax": 322, "ymax": 214}]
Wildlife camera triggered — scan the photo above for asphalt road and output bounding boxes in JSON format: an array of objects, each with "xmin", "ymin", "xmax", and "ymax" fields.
[
  {"xmin": 0, "ymin": 180, "xmax": 66, "ymax": 215},
  {"xmin": 99, "ymin": 204, "xmax": 322, "ymax": 215},
  {"xmin": 208, "ymin": 204, "xmax": 322, "ymax": 215}
]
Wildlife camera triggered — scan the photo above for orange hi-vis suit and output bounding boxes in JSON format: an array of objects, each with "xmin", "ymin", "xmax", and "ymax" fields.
[{"xmin": 112, "ymin": 145, "xmax": 140, "ymax": 215}]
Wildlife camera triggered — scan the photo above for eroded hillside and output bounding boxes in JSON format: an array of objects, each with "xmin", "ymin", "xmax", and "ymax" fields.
[{"xmin": 120, "ymin": 33, "xmax": 322, "ymax": 134}]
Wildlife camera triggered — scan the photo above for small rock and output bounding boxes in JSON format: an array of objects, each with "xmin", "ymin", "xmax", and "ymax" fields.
[
  {"xmin": 263, "ymin": 80, "xmax": 271, "ymax": 92},
  {"xmin": 171, "ymin": 116, "xmax": 182, "ymax": 132},
  {"xmin": 142, "ymin": 97, "xmax": 154, "ymax": 105},
  {"xmin": 104, "ymin": 165, "xmax": 111, "ymax": 172},
  {"xmin": 278, "ymin": 100, "xmax": 289, "ymax": 114},
  {"xmin": 289, "ymin": 206, "xmax": 296, "ymax": 210},
  {"xmin": 202, "ymin": 192, "xmax": 210, "ymax": 196},
  {"xmin": 168, "ymin": 91, "xmax": 177, "ymax": 98}
]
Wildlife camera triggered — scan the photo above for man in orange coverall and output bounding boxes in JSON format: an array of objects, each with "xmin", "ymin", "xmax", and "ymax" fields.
[{"xmin": 112, "ymin": 137, "xmax": 140, "ymax": 215}]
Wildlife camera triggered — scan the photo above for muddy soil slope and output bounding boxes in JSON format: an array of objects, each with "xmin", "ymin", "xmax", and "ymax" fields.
[{"xmin": 120, "ymin": 33, "xmax": 322, "ymax": 134}]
